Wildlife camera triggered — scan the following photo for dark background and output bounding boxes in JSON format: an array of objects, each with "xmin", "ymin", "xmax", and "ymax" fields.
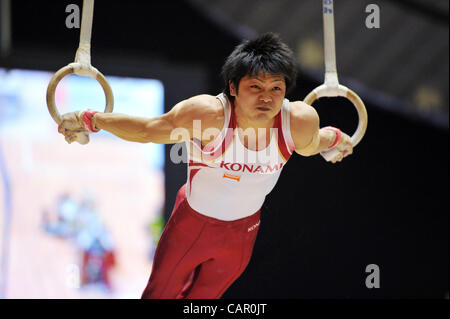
[{"xmin": 0, "ymin": 0, "xmax": 447, "ymax": 298}]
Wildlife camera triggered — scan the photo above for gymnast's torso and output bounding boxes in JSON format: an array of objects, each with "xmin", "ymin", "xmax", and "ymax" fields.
[{"xmin": 185, "ymin": 93, "xmax": 296, "ymax": 221}]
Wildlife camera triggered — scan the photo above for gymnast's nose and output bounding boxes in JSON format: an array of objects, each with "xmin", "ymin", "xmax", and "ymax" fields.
[{"xmin": 260, "ymin": 93, "xmax": 272, "ymax": 103}]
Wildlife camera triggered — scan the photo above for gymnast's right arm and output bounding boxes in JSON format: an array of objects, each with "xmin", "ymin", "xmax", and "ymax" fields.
[{"xmin": 58, "ymin": 94, "xmax": 220, "ymax": 144}]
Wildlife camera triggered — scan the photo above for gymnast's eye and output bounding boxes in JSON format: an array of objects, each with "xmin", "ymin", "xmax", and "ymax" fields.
[{"xmin": 250, "ymin": 85, "xmax": 260, "ymax": 89}]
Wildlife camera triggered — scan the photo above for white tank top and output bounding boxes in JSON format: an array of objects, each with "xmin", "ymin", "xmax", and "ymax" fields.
[{"xmin": 185, "ymin": 93, "xmax": 296, "ymax": 221}]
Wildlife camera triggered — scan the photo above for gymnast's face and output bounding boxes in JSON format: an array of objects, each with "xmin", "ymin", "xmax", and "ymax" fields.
[{"xmin": 230, "ymin": 73, "xmax": 286, "ymax": 125}]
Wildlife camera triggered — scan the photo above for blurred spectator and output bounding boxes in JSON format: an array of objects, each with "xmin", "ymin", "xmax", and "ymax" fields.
[{"xmin": 42, "ymin": 191, "xmax": 117, "ymax": 291}]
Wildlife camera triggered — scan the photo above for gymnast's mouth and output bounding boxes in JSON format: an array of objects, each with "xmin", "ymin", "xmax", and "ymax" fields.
[{"xmin": 256, "ymin": 107, "xmax": 271, "ymax": 111}]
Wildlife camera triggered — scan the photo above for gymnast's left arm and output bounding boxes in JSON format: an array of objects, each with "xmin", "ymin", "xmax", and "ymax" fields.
[{"xmin": 289, "ymin": 101, "xmax": 353, "ymax": 163}]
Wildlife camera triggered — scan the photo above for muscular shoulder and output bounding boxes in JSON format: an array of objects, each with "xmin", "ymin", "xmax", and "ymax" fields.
[
  {"xmin": 184, "ymin": 94, "xmax": 223, "ymax": 117},
  {"xmin": 290, "ymin": 101, "xmax": 318, "ymax": 121},
  {"xmin": 168, "ymin": 94, "xmax": 224, "ymax": 130},
  {"xmin": 289, "ymin": 101, "xmax": 320, "ymax": 151}
]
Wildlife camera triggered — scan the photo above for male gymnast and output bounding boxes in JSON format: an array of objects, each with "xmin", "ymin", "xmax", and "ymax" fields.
[{"xmin": 58, "ymin": 33, "xmax": 353, "ymax": 298}]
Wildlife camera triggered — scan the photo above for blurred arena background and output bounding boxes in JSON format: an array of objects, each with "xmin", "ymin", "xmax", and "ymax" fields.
[{"xmin": 0, "ymin": 0, "xmax": 448, "ymax": 298}]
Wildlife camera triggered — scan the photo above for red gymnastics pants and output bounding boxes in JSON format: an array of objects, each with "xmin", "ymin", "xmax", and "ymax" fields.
[{"xmin": 141, "ymin": 184, "xmax": 261, "ymax": 299}]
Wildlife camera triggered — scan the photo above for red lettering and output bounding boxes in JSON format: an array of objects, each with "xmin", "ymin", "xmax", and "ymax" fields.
[
  {"xmin": 254, "ymin": 166, "xmax": 263, "ymax": 173},
  {"xmin": 231, "ymin": 163, "xmax": 242, "ymax": 171},
  {"xmin": 220, "ymin": 162, "xmax": 284, "ymax": 173},
  {"xmin": 220, "ymin": 162, "xmax": 230, "ymax": 170},
  {"xmin": 264, "ymin": 164, "xmax": 279, "ymax": 173}
]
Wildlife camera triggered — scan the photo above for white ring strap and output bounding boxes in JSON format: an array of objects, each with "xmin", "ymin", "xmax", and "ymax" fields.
[{"xmin": 323, "ymin": 0, "xmax": 339, "ymax": 88}]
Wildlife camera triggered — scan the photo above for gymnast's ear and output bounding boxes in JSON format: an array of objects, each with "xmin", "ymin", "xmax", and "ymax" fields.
[{"xmin": 229, "ymin": 81, "xmax": 237, "ymax": 97}]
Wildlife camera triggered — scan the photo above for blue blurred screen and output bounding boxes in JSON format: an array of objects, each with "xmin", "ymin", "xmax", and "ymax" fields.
[{"xmin": 0, "ymin": 68, "xmax": 166, "ymax": 298}]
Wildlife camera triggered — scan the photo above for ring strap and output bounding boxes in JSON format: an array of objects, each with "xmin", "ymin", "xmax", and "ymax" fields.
[
  {"xmin": 79, "ymin": 0, "xmax": 94, "ymax": 47},
  {"xmin": 322, "ymin": 0, "xmax": 339, "ymax": 88}
]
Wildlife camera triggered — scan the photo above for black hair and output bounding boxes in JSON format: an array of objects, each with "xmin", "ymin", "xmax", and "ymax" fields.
[{"xmin": 221, "ymin": 32, "xmax": 297, "ymax": 99}]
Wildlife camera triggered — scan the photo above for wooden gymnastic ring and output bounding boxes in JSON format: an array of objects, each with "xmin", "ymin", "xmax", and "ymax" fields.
[
  {"xmin": 304, "ymin": 84, "xmax": 368, "ymax": 147},
  {"xmin": 46, "ymin": 63, "xmax": 114, "ymax": 124}
]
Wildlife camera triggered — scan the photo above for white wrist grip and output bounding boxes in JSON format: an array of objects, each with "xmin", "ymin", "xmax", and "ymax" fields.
[
  {"xmin": 320, "ymin": 147, "xmax": 341, "ymax": 162},
  {"xmin": 74, "ymin": 130, "xmax": 90, "ymax": 145}
]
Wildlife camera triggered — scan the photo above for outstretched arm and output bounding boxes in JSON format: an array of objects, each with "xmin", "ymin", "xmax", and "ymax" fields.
[
  {"xmin": 92, "ymin": 112, "xmax": 179, "ymax": 144},
  {"xmin": 289, "ymin": 101, "xmax": 353, "ymax": 163},
  {"xmin": 58, "ymin": 94, "xmax": 222, "ymax": 145}
]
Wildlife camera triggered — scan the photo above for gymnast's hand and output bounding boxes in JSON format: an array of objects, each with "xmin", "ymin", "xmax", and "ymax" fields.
[
  {"xmin": 57, "ymin": 111, "xmax": 90, "ymax": 145},
  {"xmin": 331, "ymin": 131, "xmax": 353, "ymax": 163}
]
